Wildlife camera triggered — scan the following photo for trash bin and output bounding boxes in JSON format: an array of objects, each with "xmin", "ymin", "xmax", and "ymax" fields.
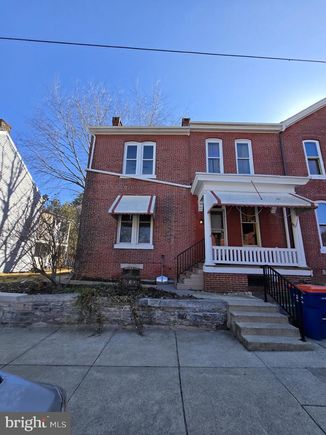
[{"xmin": 297, "ymin": 284, "xmax": 326, "ymax": 340}]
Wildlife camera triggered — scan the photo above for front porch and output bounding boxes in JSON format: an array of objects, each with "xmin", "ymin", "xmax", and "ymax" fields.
[
  {"xmin": 212, "ymin": 245, "xmax": 299, "ymax": 267},
  {"xmin": 191, "ymin": 174, "xmax": 316, "ymax": 284}
]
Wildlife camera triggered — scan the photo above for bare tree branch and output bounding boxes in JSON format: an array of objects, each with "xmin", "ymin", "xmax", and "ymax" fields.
[{"xmin": 24, "ymin": 80, "xmax": 176, "ymax": 192}]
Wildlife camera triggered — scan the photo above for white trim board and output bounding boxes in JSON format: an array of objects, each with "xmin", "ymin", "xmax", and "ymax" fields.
[
  {"xmin": 86, "ymin": 167, "xmax": 191, "ymax": 189},
  {"xmin": 203, "ymin": 265, "xmax": 312, "ymax": 276}
]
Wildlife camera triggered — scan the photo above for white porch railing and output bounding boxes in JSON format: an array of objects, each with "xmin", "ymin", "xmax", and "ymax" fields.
[{"xmin": 212, "ymin": 246, "xmax": 299, "ymax": 267}]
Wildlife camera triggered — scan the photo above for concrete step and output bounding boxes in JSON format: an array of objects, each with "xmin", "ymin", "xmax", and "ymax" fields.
[
  {"xmin": 234, "ymin": 321, "xmax": 300, "ymax": 337},
  {"xmin": 229, "ymin": 311, "xmax": 289, "ymax": 324},
  {"xmin": 182, "ymin": 278, "xmax": 204, "ymax": 286},
  {"xmin": 240, "ymin": 335, "xmax": 314, "ymax": 351},
  {"xmin": 191, "ymin": 268, "xmax": 203, "ymax": 274},
  {"xmin": 176, "ymin": 283, "xmax": 204, "ymax": 290},
  {"xmin": 227, "ymin": 302, "xmax": 279, "ymax": 313}
]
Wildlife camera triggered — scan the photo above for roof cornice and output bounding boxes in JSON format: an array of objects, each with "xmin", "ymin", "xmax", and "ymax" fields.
[
  {"xmin": 89, "ymin": 122, "xmax": 282, "ymax": 135},
  {"xmin": 89, "ymin": 126, "xmax": 190, "ymax": 135},
  {"xmin": 281, "ymin": 97, "xmax": 326, "ymax": 130},
  {"xmin": 89, "ymin": 97, "xmax": 326, "ymax": 135},
  {"xmin": 190, "ymin": 122, "xmax": 282, "ymax": 133}
]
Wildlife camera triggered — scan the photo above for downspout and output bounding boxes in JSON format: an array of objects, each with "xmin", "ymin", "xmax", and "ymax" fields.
[
  {"xmin": 279, "ymin": 130, "xmax": 287, "ymax": 175},
  {"xmin": 87, "ymin": 134, "xmax": 96, "ymax": 170}
]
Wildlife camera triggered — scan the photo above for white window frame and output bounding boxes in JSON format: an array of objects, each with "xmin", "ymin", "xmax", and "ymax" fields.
[
  {"xmin": 114, "ymin": 214, "xmax": 154, "ymax": 249},
  {"xmin": 303, "ymin": 140, "xmax": 325, "ymax": 177},
  {"xmin": 123, "ymin": 141, "xmax": 156, "ymax": 178},
  {"xmin": 210, "ymin": 206, "xmax": 228, "ymax": 246},
  {"xmin": 206, "ymin": 139, "xmax": 224, "ymax": 174},
  {"xmin": 315, "ymin": 201, "xmax": 326, "ymax": 254},
  {"xmin": 235, "ymin": 139, "xmax": 254, "ymax": 175},
  {"xmin": 240, "ymin": 206, "xmax": 261, "ymax": 247}
]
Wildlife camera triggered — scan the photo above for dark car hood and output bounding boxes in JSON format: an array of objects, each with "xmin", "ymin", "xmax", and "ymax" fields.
[{"xmin": 0, "ymin": 371, "xmax": 65, "ymax": 412}]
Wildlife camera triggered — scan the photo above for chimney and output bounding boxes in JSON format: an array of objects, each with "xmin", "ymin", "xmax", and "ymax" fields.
[
  {"xmin": 0, "ymin": 119, "xmax": 11, "ymax": 133},
  {"xmin": 181, "ymin": 117, "xmax": 190, "ymax": 127},
  {"xmin": 112, "ymin": 116, "xmax": 123, "ymax": 126}
]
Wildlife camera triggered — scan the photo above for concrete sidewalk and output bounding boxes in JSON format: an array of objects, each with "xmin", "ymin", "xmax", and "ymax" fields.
[{"xmin": 1, "ymin": 326, "xmax": 326, "ymax": 434}]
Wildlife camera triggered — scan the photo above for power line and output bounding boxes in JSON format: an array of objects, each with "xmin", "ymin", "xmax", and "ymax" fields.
[{"xmin": 0, "ymin": 35, "xmax": 326, "ymax": 65}]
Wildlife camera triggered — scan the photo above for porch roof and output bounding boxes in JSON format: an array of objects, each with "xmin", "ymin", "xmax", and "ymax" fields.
[
  {"xmin": 210, "ymin": 190, "xmax": 315, "ymax": 209},
  {"xmin": 109, "ymin": 195, "xmax": 156, "ymax": 214}
]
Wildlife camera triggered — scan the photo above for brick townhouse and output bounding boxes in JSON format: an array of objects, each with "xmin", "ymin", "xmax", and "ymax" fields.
[{"xmin": 75, "ymin": 99, "xmax": 326, "ymax": 292}]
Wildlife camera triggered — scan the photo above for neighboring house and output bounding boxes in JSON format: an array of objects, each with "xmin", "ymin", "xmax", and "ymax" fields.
[
  {"xmin": 75, "ymin": 100, "xmax": 326, "ymax": 291},
  {"xmin": 34, "ymin": 211, "xmax": 71, "ymax": 271},
  {"xmin": 0, "ymin": 120, "xmax": 42, "ymax": 272}
]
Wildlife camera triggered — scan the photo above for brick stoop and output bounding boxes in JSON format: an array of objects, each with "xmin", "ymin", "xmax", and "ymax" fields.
[
  {"xmin": 204, "ymin": 272, "xmax": 248, "ymax": 292},
  {"xmin": 227, "ymin": 299, "xmax": 313, "ymax": 351}
]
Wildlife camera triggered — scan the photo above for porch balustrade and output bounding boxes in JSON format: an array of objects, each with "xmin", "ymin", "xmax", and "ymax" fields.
[{"xmin": 212, "ymin": 246, "xmax": 299, "ymax": 267}]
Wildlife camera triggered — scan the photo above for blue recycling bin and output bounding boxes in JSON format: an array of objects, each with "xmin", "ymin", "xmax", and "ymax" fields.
[{"xmin": 297, "ymin": 285, "xmax": 326, "ymax": 341}]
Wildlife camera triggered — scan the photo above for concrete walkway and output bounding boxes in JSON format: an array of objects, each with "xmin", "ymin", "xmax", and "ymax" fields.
[{"xmin": 1, "ymin": 326, "xmax": 326, "ymax": 434}]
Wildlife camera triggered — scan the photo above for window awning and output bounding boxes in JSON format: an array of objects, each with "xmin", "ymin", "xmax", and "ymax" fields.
[
  {"xmin": 109, "ymin": 195, "xmax": 156, "ymax": 214},
  {"xmin": 210, "ymin": 191, "xmax": 316, "ymax": 209}
]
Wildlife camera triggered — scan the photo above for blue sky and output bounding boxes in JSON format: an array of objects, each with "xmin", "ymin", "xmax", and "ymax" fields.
[{"xmin": 1, "ymin": 0, "xmax": 326, "ymax": 199}]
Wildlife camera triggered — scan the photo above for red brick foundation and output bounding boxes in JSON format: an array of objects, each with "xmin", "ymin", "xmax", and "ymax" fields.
[{"xmin": 204, "ymin": 272, "xmax": 248, "ymax": 293}]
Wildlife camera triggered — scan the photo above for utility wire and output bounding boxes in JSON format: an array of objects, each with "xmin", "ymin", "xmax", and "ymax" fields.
[{"xmin": 0, "ymin": 35, "xmax": 326, "ymax": 65}]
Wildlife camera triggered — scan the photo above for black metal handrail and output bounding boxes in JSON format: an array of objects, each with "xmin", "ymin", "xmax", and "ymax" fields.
[
  {"xmin": 262, "ymin": 265, "xmax": 305, "ymax": 341},
  {"xmin": 176, "ymin": 239, "xmax": 205, "ymax": 281}
]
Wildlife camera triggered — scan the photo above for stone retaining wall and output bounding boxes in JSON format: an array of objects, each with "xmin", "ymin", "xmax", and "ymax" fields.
[{"xmin": 0, "ymin": 293, "xmax": 227, "ymax": 329}]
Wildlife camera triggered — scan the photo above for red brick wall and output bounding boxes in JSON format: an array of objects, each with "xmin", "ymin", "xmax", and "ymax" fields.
[
  {"xmin": 75, "ymin": 171, "xmax": 203, "ymax": 280},
  {"xmin": 93, "ymin": 134, "xmax": 193, "ymax": 184},
  {"xmin": 259, "ymin": 208, "xmax": 287, "ymax": 248},
  {"xmin": 76, "ymin": 106, "xmax": 326, "ymax": 282},
  {"xmin": 188, "ymin": 132, "xmax": 283, "ymax": 176},
  {"xmin": 225, "ymin": 208, "xmax": 242, "ymax": 246},
  {"xmin": 204, "ymin": 272, "xmax": 248, "ymax": 292},
  {"xmin": 282, "ymin": 107, "xmax": 326, "ymax": 280}
]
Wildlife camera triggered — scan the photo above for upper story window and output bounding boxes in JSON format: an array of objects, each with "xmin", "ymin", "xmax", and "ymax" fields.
[
  {"xmin": 235, "ymin": 140, "xmax": 254, "ymax": 174},
  {"xmin": 206, "ymin": 139, "xmax": 223, "ymax": 173},
  {"xmin": 316, "ymin": 202, "xmax": 326, "ymax": 253},
  {"xmin": 303, "ymin": 140, "xmax": 325, "ymax": 176},
  {"xmin": 123, "ymin": 142, "xmax": 156, "ymax": 177}
]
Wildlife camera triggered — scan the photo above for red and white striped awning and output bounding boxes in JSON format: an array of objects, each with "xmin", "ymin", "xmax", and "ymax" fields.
[
  {"xmin": 109, "ymin": 195, "xmax": 156, "ymax": 214},
  {"xmin": 210, "ymin": 191, "xmax": 316, "ymax": 209}
]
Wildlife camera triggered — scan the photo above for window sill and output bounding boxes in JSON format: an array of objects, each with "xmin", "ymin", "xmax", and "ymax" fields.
[
  {"xmin": 309, "ymin": 175, "xmax": 326, "ymax": 179},
  {"xmin": 320, "ymin": 248, "xmax": 326, "ymax": 254},
  {"xmin": 114, "ymin": 243, "xmax": 154, "ymax": 250},
  {"xmin": 120, "ymin": 174, "xmax": 157, "ymax": 179}
]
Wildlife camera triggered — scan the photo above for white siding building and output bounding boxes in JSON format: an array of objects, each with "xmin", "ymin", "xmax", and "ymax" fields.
[{"xmin": 0, "ymin": 120, "xmax": 41, "ymax": 272}]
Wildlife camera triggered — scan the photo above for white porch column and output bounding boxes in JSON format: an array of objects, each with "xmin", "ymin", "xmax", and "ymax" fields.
[
  {"xmin": 203, "ymin": 193, "xmax": 214, "ymax": 265},
  {"xmin": 283, "ymin": 207, "xmax": 291, "ymax": 249},
  {"xmin": 290, "ymin": 209, "xmax": 307, "ymax": 267}
]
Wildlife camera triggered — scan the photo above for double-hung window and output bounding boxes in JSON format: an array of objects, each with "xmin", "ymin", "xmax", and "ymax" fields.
[
  {"xmin": 123, "ymin": 142, "xmax": 156, "ymax": 177},
  {"xmin": 240, "ymin": 207, "xmax": 260, "ymax": 246},
  {"xmin": 206, "ymin": 139, "xmax": 223, "ymax": 173},
  {"xmin": 316, "ymin": 202, "xmax": 326, "ymax": 252},
  {"xmin": 115, "ymin": 214, "xmax": 153, "ymax": 249},
  {"xmin": 235, "ymin": 140, "xmax": 254, "ymax": 174},
  {"xmin": 303, "ymin": 140, "xmax": 325, "ymax": 176}
]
